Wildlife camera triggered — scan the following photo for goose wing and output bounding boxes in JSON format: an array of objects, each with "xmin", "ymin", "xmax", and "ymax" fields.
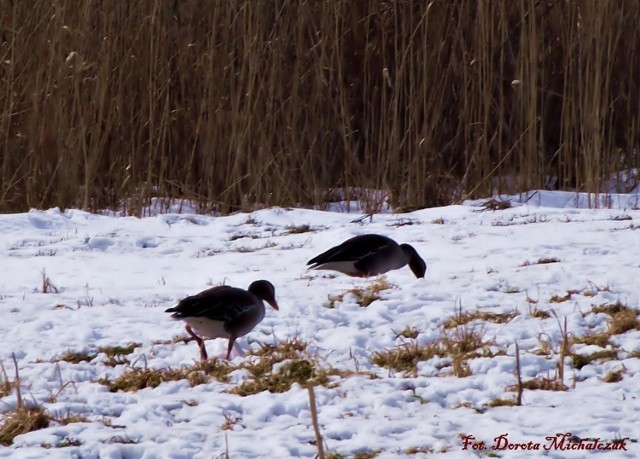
[
  {"xmin": 307, "ymin": 234, "xmax": 395, "ymax": 266},
  {"xmin": 165, "ymin": 286, "xmax": 258, "ymax": 323},
  {"xmin": 353, "ymin": 243, "xmax": 404, "ymax": 275}
]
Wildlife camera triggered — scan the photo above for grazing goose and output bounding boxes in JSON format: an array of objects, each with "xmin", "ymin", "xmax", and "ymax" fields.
[
  {"xmin": 165, "ymin": 280, "xmax": 279, "ymax": 361},
  {"xmin": 307, "ymin": 234, "xmax": 426, "ymax": 278}
]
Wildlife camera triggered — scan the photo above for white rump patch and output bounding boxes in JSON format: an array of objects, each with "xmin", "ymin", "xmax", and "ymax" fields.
[
  {"xmin": 183, "ymin": 317, "xmax": 230, "ymax": 339},
  {"xmin": 308, "ymin": 261, "xmax": 360, "ymax": 276}
]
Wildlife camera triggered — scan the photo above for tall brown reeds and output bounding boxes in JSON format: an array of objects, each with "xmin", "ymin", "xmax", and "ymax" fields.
[{"xmin": 0, "ymin": 0, "xmax": 638, "ymax": 214}]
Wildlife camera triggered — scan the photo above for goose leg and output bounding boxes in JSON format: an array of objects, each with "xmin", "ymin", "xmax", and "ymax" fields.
[
  {"xmin": 225, "ymin": 337, "xmax": 237, "ymax": 360},
  {"xmin": 185, "ymin": 325, "xmax": 208, "ymax": 361}
]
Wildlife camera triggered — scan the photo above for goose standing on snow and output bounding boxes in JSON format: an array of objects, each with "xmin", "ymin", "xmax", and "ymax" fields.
[
  {"xmin": 165, "ymin": 280, "xmax": 279, "ymax": 361},
  {"xmin": 306, "ymin": 234, "xmax": 427, "ymax": 278}
]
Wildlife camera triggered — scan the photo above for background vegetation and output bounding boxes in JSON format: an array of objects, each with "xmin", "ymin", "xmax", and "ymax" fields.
[{"xmin": 0, "ymin": 0, "xmax": 638, "ymax": 214}]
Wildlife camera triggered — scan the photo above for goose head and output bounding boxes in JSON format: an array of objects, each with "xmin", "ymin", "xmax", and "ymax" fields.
[
  {"xmin": 400, "ymin": 244, "xmax": 427, "ymax": 279},
  {"xmin": 248, "ymin": 280, "xmax": 279, "ymax": 310}
]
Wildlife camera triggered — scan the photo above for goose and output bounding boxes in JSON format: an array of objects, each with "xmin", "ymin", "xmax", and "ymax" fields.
[
  {"xmin": 165, "ymin": 280, "xmax": 278, "ymax": 361},
  {"xmin": 306, "ymin": 234, "xmax": 426, "ymax": 278}
]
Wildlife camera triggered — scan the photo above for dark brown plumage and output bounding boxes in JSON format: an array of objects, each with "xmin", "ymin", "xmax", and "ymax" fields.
[
  {"xmin": 307, "ymin": 234, "xmax": 426, "ymax": 278},
  {"xmin": 165, "ymin": 280, "xmax": 278, "ymax": 361}
]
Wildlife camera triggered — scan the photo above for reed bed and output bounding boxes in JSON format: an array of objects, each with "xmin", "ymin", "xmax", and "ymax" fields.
[{"xmin": 0, "ymin": 0, "xmax": 638, "ymax": 214}]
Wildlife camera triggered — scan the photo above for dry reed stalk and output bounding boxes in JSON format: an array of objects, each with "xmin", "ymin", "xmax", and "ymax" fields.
[
  {"xmin": 0, "ymin": 1, "xmax": 637, "ymax": 214},
  {"xmin": 307, "ymin": 385, "xmax": 325, "ymax": 459},
  {"xmin": 515, "ymin": 341, "xmax": 523, "ymax": 406}
]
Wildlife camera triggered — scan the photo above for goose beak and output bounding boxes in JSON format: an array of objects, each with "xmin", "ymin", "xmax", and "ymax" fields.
[{"xmin": 267, "ymin": 299, "xmax": 279, "ymax": 311}]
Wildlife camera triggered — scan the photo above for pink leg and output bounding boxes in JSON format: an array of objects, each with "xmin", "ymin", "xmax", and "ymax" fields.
[
  {"xmin": 225, "ymin": 337, "xmax": 236, "ymax": 360},
  {"xmin": 185, "ymin": 325, "xmax": 208, "ymax": 361}
]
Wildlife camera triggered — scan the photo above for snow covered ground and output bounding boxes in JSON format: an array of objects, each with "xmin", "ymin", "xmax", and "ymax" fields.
[{"xmin": 0, "ymin": 190, "xmax": 639, "ymax": 458}]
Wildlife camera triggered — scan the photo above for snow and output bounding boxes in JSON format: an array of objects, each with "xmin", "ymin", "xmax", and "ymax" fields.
[
  {"xmin": 0, "ymin": 190, "xmax": 639, "ymax": 458},
  {"xmin": 479, "ymin": 189, "xmax": 640, "ymax": 210}
]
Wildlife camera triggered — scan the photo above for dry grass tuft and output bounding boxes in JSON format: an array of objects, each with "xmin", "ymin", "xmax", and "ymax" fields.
[
  {"xmin": 536, "ymin": 257, "xmax": 561, "ymax": 264},
  {"xmin": 98, "ymin": 343, "xmax": 142, "ymax": 367},
  {"xmin": 592, "ymin": 300, "xmax": 635, "ymax": 316},
  {"xmin": 373, "ymin": 320, "xmax": 493, "ymax": 377},
  {"xmin": 599, "ymin": 304, "xmax": 640, "ymax": 335},
  {"xmin": 441, "ymin": 324, "xmax": 491, "ymax": 357},
  {"xmin": 98, "ymin": 359, "xmax": 232, "ymax": 392},
  {"xmin": 231, "ymin": 359, "xmax": 341, "ymax": 396},
  {"xmin": 394, "ymin": 326, "xmax": 420, "ymax": 340},
  {"xmin": 0, "ymin": 354, "xmax": 51, "ymax": 446},
  {"xmin": 352, "ymin": 450, "xmax": 383, "ymax": 459},
  {"xmin": 388, "ymin": 218, "xmax": 418, "ymax": 227},
  {"xmin": 153, "ymin": 335, "xmax": 192, "ymax": 345},
  {"xmin": 449, "ymin": 354, "xmax": 472, "ymax": 378},
  {"xmin": 0, "ymin": 406, "xmax": 51, "ymax": 446},
  {"xmin": 602, "ymin": 367, "xmax": 624, "ymax": 383},
  {"xmin": 193, "ymin": 248, "xmax": 224, "ymax": 258},
  {"xmin": 41, "ymin": 437, "xmax": 83, "ymax": 448},
  {"xmin": 98, "ymin": 343, "xmax": 141, "ymax": 367},
  {"xmin": 453, "ymin": 401, "xmax": 475, "ymax": 410},
  {"xmin": 0, "ymin": 362, "xmax": 14, "ymax": 397},
  {"xmin": 440, "ymin": 324, "xmax": 494, "ymax": 377},
  {"xmin": 529, "ymin": 306, "xmax": 551, "ymax": 319},
  {"xmin": 443, "ymin": 308, "xmax": 517, "ymax": 329},
  {"xmin": 576, "ymin": 301, "xmax": 640, "ymax": 342},
  {"xmin": 220, "ymin": 411, "xmax": 241, "ymax": 431},
  {"xmin": 285, "ymin": 224, "xmax": 312, "ymax": 234},
  {"xmin": 532, "ymin": 334, "xmax": 555, "ymax": 356},
  {"xmin": 572, "ymin": 333, "xmax": 611, "ymax": 348},
  {"xmin": 515, "ymin": 320, "xmax": 571, "ymax": 394},
  {"xmin": 326, "ymin": 295, "xmax": 340, "ymax": 309},
  {"xmin": 98, "ymin": 343, "xmax": 141, "ymax": 356},
  {"xmin": 480, "ymin": 199, "xmax": 512, "ymax": 211},
  {"xmin": 586, "ymin": 282, "xmax": 613, "ymax": 294},
  {"xmin": 371, "ymin": 342, "xmax": 440, "ymax": 374},
  {"xmin": 248, "ymin": 336, "xmax": 309, "ymax": 360},
  {"xmin": 229, "ymin": 232, "xmax": 260, "ymax": 241},
  {"xmin": 55, "ymin": 413, "xmax": 89, "ymax": 425},
  {"xmin": 328, "ymin": 278, "xmax": 396, "ymax": 308},
  {"xmin": 508, "ymin": 374, "xmax": 567, "ymax": 392},
  {"xmin": 549, "ymin": 292, "xmax": 573, "ymax": 303},
  {"xmin": 230, "ymin": 338, "xmax": 349, "ymax": 396},
  {"xmin": 520, "ymin": 257, "xmax": 561, "ymax": 266},
  {"xmin": 234, "ymin": 242, "xmax": 277, "ymax": 253},
  {"xmin": 56, "ymin": 344, "xmax": 140, "ymax": 366},
  {"xmin": 405, "ymin": 446, "xmax": 434, "ymax": 455},
  {"xmin": 571, "ymin": 350, "xmax": 618, "ymax": 370},
  {"xmin": 486, "ymin": 398, "xmax": 518, "ymax": 408},
  {"xmin": 41, "ymin": 270, "xmax": 59, "ymax": 294},
  {"xmin": 107, "ymin": 435, "xmax": 139, "ymax": 445},
  {"xmin": 610, "ymin": 214, "xmax": 632, "ymax": 221},
  {"xmin": 57, "ymin": 351, "xmax": 96, "ymax": 364}
]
